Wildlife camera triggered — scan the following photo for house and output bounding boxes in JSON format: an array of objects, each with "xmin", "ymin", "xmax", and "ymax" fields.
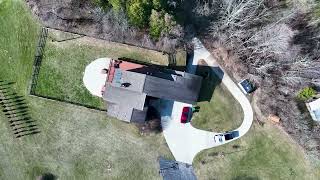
[
  {"xmin": 306, "ymin": 98, "xmax": 320, "ymax": 122},
  {"xmin": 102, "ymin": 59, "xmax": 202, "ymax": 123}
]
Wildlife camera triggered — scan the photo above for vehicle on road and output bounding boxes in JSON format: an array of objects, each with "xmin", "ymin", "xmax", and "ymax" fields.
[
  {"xmin": 214, "ymin": 131, "xmax": 240, "ymax": 142},
  {"xmin": 181, "ymin": 107, "xmax": 192, "ymax": 123},
  {"xmin": 238, "ymin": 79, "xmax": 255, "ymax": 94},
  {"xmin": 214, "ymin": 134, "xmax": 224, "ymax": 143}
]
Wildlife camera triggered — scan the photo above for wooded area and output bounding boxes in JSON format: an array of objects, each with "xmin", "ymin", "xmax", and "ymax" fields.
[{"xmin": 194, "ymin": 0, "xmax": 320, "ymax": 161}]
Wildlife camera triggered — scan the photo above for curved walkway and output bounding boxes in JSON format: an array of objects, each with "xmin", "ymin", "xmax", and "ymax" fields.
[{"xmin": 161, "ymin": 38, "xmax": 254, "ymax": 164}]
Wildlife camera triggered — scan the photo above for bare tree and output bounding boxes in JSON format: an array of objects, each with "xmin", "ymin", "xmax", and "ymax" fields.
[{"xmin": 203, "ymin": 0, "xmax": 320, "ymax": 161}]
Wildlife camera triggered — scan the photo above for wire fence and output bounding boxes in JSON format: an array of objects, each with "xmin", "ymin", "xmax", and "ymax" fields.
[
  {"xmin": 27, "ymin": 27, "xmax": 108, "ymax": 112},
  {"xmin": 29, "ymin": 27, "xmax": 48, "ymax": 95}
]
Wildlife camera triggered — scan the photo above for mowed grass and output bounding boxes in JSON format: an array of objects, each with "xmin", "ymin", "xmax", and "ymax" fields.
[
  {"xmin": 0, "ymin": 98, "xmax": 172, "ymax": 180},
  {"xmin": 193, "ymin": 122, "xmax": 320, "ymax": 180},
  {"xmin": 34, "ymin": 29, "xmax": 169, "ymax": 109},
  {"xmin": 191, "ymin": 66, "xmax": 320, "ymax": 179},
  {"xmin": 0, "ymin": 1, "xmax": 173, "ymax": 179},
  {"xmin": 0, "ymin": 0, "xmax": 39, "ymax": 93},
  {"xmin": 191, "ymin": 66, "xmax": 243, "ymax": 132}
]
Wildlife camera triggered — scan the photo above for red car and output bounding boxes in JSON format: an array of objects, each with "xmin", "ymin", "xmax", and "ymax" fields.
[{"xmin": 181, "ymin": 107, "xmax": 191, "ymax": 123}]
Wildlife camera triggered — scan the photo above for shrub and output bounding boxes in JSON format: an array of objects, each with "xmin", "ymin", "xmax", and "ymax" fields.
[
  {"xmin": 149, "ymin": 10, "xmax": 175, "ymax": 39},
  {"xmin": 109, "ymin": 0, "xmax": 125, "ymax": 12},
  {"xmin": 126, "ymin": 0, "xmax": 152, "ymax": 28},
  {"xmin": 297, "ymin": 87, "xmax": 316, "ymax": 101},
  {"xmin": 314, "ymin": 2, "xmax": 320, "ymax": 18},
  {"xmin": 92, "ymin": 0, "xmax": 111, "ymax": 11},
  {"xmin": 152, "ymin": 0, "xmax": 167, "ymax": 10},
  {"xmin": 149, "ymin": 10, "xmax": 166, "ymax": 39}
]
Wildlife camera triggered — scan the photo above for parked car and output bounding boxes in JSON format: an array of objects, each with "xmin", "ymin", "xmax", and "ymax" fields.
[
  {"xmin": 214, "ymin": 131, "xmax": 240, "ymax": 142},
  {"xmin": 224, "ymin": 131, "xmax": 240, "ymax": 140},
  {"xmin": 238, "ymin": 79, "xmax": 255, "ymax": 94},
  {"xmin": 224, "ymin": 132, "xmax": 234, "ymax": 140},
  {"xmin": 181, "ymin": 107, "xmax": 192, "ymax": 123},
  {"xmin": 214, "ymin": 134, "xmax": 224, "ymax": 143}
]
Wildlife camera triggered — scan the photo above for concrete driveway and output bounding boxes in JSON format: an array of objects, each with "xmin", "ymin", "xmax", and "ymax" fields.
[{"xmin": 160, "ymin": 38, "xmax": 254, "ymax": 164}]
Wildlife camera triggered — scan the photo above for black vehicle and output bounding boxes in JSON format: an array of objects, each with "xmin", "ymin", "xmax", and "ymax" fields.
[
  {"xmin": 239, "ymin": 79, "xmax": 254, "ymax": 94},
  {"xmin": 224, "ymin": 131, "xmax": 240, "ymax": 140}
]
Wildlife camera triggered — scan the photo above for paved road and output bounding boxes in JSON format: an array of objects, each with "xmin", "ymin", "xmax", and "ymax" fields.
[{"xmin": 161, "ymin": 38, "xmax": 254, "ymax": 164}]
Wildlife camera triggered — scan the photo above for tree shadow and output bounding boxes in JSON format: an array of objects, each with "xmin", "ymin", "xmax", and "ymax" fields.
[
  {"xmin": 291, "ymin": 13, "xmax": 320, "ymax": 58},
  {"xmin": 174, "ymin": 1, "xmax": 218, "ymax": 32}
]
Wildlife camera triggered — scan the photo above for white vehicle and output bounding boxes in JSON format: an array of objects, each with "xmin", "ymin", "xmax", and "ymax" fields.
[{"xmin": 214, "ymin": 134, "xmax": 224, "ymax": 143}]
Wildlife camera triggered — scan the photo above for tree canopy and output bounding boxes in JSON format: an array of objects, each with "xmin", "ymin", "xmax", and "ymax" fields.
[
  {"xmin": 126, "ymin": 0, "xmax": 152, "ymax": 28},
  {"xmin": 93, "ymin": 0, "xmax": 176, "ymax": 38}
]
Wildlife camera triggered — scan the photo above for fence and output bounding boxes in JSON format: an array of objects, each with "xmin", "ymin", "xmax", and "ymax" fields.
[
  {"xmin": 27, "ymin": 27, "xmax": 184, "ymax": 112},
  {"xmin": 29, "ymin": 27, "xmax": 48, "ymax": 95}
]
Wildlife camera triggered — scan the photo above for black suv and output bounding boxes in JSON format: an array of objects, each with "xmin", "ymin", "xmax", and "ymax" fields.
[{"xmin": 224, "ymin": 131, "xmax": 240, "ymax": 140}]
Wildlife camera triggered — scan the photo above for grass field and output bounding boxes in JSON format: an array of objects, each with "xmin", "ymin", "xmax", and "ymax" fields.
[
  {"xmin": 1, "ymin": 0, "xmax": 319, "ymax": 180},
  {"xmin": 191, "ymin": 66, "xmax": 243, "ymax": 132},
  {"xmin": 0, "ymin": 98, "xmax": 173, "ymax": 180},
  {"xmin": 193, "ymin": 122, "xmax": 320, "ymax": 180},
  {"xmin": 0, "ymin": 1, "xmax": 173, "ymax": 179},
  {"xmin": 0, "ymin": 0, "xmax": 39, "ymax": 93},
  {"xmin": 191, "ymin": 67, "xmax": 320, "ymax": 179},
  {"xmin": 33, "ymin": 29, "xmax": 169, "ymax": 109}
]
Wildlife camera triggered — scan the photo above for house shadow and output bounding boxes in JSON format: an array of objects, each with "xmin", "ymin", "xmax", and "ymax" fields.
[
  {"xmin": 195, "ymin": 65, "xmax": 223, "ymax": 102},
  {"xmin": 158, "ymin": 100, "xmax": 174, "ymax": 130}
]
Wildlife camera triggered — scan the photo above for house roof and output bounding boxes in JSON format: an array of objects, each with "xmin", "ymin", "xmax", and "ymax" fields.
[
  {"xmin": 143, "ymin": 74, "xmax": 202, "ymax": 104},
  {"xmin": 103, "ymin": 60, "xmax": 202, "ymax": 122},
  {"xmin": 159, "ymin": 157, "xmax": 197, "ymax": 180},
  {"xmin": 106, "ymin": 103, "xmax": 133, "ymax": 122},
  {"xmin": 111, "ymin": 69, "xmax": 146, "ymax": 93},
  {"xmin": 306, "ymin": 98, "xmax": 320, "ymax": 121},
  {"xmin": 103, "ymin": 83, "xmax": 146, "ymax": 111}
]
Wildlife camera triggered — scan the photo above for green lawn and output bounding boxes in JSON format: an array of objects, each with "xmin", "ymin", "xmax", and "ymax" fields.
[
  {"xmin": 0, "ymin": 1, "xmax": 173, "ymax": 179},
  {"xmin": 191, "ymin": 66, "xmax": 320, "ymax": 179},
  {"xmin": 34, "ymin": 29, "xmax": 169, "ymax": 109},
  {"xmin": 191, "ymin": 66, "xmax": 243, "ymax": 132},
  {"xmin": 0, "ymin": 0, "xmax": 39, "ymax": 93},
  {"xmin": 193, "ymin": 122, "xmax": 320, "ymax": 180},
  {"xmin": 0, "ymin": 97, "xmax": 173, "ymax": 180}
]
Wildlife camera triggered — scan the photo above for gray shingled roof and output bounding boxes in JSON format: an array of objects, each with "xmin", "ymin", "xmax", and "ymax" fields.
[
  {"xmin": 103, "ymin": 67, "xmax": 202, "ymax": 122},
  {"xmin": 106, "ymin": 103, "xmax": 133, "ymax": 122},
  {"xmin": 159, "ymin": 157, "xmax": 197, "ymax": 180},
  {"xmin": 111, "ymin": 70, "xmax": 146, "ymax": 93},
  {"xmin": 103, "ymin": 83, "xmax": 146, "ymax": 111},
  {"xmin": 143, "ymin": 74, "xmax": 202, "ymax": 104}
]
